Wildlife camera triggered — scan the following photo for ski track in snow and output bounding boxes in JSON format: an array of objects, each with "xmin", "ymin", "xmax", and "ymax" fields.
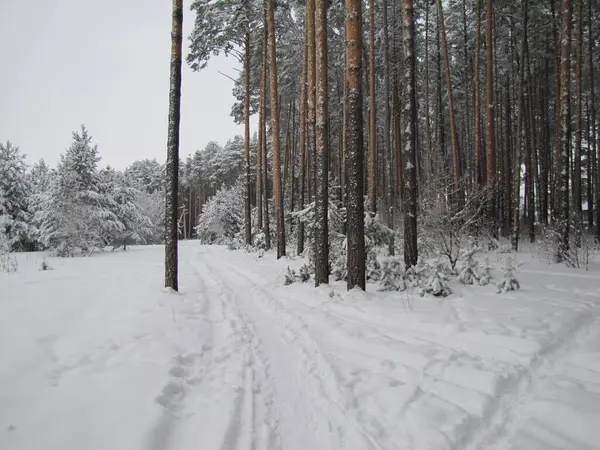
[{"xmin": 1, "ymin": 244, "xmax": 600, "ymax": 450}]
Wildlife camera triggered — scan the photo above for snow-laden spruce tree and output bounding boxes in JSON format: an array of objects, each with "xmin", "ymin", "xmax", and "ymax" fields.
[
  {"xmin": 35, "ymin": 126, "xmax": 120, "ymax": 256},
  {"xmin": 0, "ymin": 141, "xmax": 32, "ymax": 251},
  {"xmin": 195, "ymin": 179, "xmax": 245, "ymax": 245},
  {"xmin": 97, "ymin": 168, "xmax": 153, "ymax": 249}
]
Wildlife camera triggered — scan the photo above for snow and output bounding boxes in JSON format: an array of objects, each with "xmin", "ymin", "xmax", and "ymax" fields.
[{"xmin": 1, "ymin": 243, "xmax": 599, "ymax": 449}]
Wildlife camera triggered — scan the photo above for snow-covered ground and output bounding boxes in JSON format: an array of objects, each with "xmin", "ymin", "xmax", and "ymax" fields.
[{"xmin": 1, "ymin": 243, "xmax": 599, "ymax": 450}]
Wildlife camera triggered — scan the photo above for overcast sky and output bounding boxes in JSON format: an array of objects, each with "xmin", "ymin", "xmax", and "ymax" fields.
[{"xmin": 0, "ymin": 0, "xmax": 244, "ymax": 169}]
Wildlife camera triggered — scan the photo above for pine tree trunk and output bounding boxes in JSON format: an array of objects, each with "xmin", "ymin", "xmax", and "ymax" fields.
[
  {"xmin": 424, "ymin": 0, "xmax": 432, "ymax": 182},
  {"xmin": 244, "ymin": 33, "xmax": 252, "ymax": 246},
  {"xmin": 267, "ymin": 0, "xmax": 285, "ymax": 258},
  {"xmin": 307, "ymin": 0, "xmax": 316, "ymax": 208},
  {"xmin": 573, "ymin": 0, "xmax": 583, "ymax": 246},
  {"xmin": 382, "ymin": 0, "xmax": 394, "ymax": 255},
  {"xmin": 474, "ymin": 0, "xmax": 484, "ymax": 187},
  {"xmin": 556, "ymin": 0, "xmax": 572, "ymax": 261},
  {"xmin": 261, "ymin": 6, "xmax": 271, "ymax": 251},
  {"xmin": 314, "ymin": 0, "xmax": 329, "ymax": 286},
  {"xmin": 165, "ymin": 0, "xmax": 182, "ymax": 291},
  {"xmin": 345, "ymin": 0, "xmax": 366, "ymax": 291},
  {"xmin": 485, "ymin": 0, "xmax": 497, "ymax": 228},
  {"xmin": 437, "ymin": 0, "xmax": 463, "ymax": 198},
  {"xmin": 257, "ymin": 55, "xmax": 264, "ymax": 231},
  {"xmin": 403, "ymin": 0, "xmax": 418, "ymax": 268},
  {"xmin": 368, "ymin": 0, "xmax": 377, "ymax": 213},
  {"xmin": 588, "ymin": 0, "xmax": 597, "ymax": 236},
  {"xmin": 298, "ymin": 59, "xmax": 307, "ymax": 255}
]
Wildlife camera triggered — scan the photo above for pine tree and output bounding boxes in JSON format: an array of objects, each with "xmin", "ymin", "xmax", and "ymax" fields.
[
  {"xmin": 403, "ymin": 0, "xmax": 418, "ymax": 268},
  {"xmin": 165, "ymin": 0, "xmax": 183, "ymax": 290},
  {"xmin": 0, "ymin": 142, "xmax": 31, "ymax": 251},
  {"xmin": 314, "ymin": 0, "xmax": 329, "ymax": 286},
  {"xmin": 267, "ymin": 0, "xmax": 286, "ymax": 258},
  {"xmin": 345, "ymin": 0, "xmax": 366, "ymax": 290}
]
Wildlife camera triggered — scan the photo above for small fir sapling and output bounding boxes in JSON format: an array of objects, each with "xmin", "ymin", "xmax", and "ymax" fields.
[
  {"xmin": 419, "ymin": 259, "xmax": 452, "ymax": 297},
  {"xmin": 497, "ymin": 255, "xmax": 520, "ymax": 293}
]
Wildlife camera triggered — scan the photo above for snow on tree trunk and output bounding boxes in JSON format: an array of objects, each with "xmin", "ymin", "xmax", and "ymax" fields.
[
  {"xmin": 244, "ymin": 32, "xmax": 252, "ymax": 246},
  {"xmin": 485, "ymin": 0, "xmax": 496, "ymax": 227},
  {"xmin": 403, "ymin": 0, "xmax": 418, "ymax": 268},
  {"xmin": 345, "ymin": 0, "xmax": 366, "ymax": 291},
  {"xmin": 298, "ymin": 51, "xmax": 308, "ymax": 256},
  {"xmin": 260, "ymin": 18, "xmax": 271, "ymax": 251},
  {"xmin": 556, "ymin": 0, "xmax": 572, "ymax": 262},
  {"xmin": 267, "ymin": 0, "xmax": 285, "ymax": 258},
  {"xmin": 314, "ymin": 0, "xmax": 329, "ymax": 286},
  {"xmin": 165, "ymin": 0, "xmax": 183, "ymax": 291},
  {"xmin": 368, "ymin": 0, "xmax": 377, "ymax": 214}
]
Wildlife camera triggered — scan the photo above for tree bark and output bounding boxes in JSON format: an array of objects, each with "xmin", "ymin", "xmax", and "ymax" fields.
[
  {"xmin": 314, "ymin": 0, "xmax": 329, "ymax": 286},
  {"xmin": 573, "ymin": 0, "xmax": 583, "ymax": 246},
  {"xmin": 485, "ymin": 0, "xmax": 497, "ymax": 226},
  {"xmin": 260, "ymin": 14, "xmax": 271, "ymax": 250},
  {"xmin": 165, "ymin": 0, "xmax": 183, "ymax": 291},
  {"xmin": 345, "ymin": 0, "xmax": 366, "ymax": 291},
  {"xmin": 244, "ymin": 32, "xmax": 252, "ymax": 246},
  {"xmin": 298, "ymin": 54, "xmax": 307, "ymax": 255},
  {"xmin": 368, "ymin": 0, "xmax": 377, "ymax": 213},
  {"xmin": 307, "ymin": 0, "xmax": 316, "ymax": 207},
  {"xmin": 267, "ymin": 0, "xmax": 285, "ymax": 257},
  {"xmin": 403, "ymin": 0, "xmax": 418, "ymax": 268},
  {"xmin": 437, "ymin": 0, "xmax": 463, "ymax": 197},
  {"xmin": 556, "ymin": 0, "xmax": 572, "ymax": 261}
]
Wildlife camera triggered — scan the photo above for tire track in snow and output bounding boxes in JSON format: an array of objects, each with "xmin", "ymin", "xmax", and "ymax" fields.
[
  {"xmin": 204, "ymin": 254, "xmax": 384, "ymax": 450},
  {"xmin": 194, "ymin": 258, "xmax": 282, "ymax": 450},
  {"xmin": 461, "ymin": 304, "xmax": 600, "ymax": 450}
]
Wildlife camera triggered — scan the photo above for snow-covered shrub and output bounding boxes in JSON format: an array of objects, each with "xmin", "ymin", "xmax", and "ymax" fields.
[
  {"xmin": 0, "ymin": 228, "xmax": 18, "ymax": 273},
  {"xmin": 39, "ymin": 259, "xmax": 53, "ymax": 271},
  {"xmin": 283, "ymin": 264, "xmax": 311, "ymax": 285},
  {"xmin": 418, "ymin": 259, "xmax": 452, "ymax": 297},
  {"xmin": 364, "ymin": 212, "xmax": 395, "ymax": 280},
  {"xmin": 497, "ymin": 255, "xmax": 520, "ymax": 293},
  {"xmin": 377, "ymin": 256, "xmax": 409, "ymax": 291},
  {"xmin": 479, "ymin": 256, "xmax": 493, "ymax": 286},
  {"xmin": 419, "ymin": 177, "xmax": 491, "ymax": 269},
  {"xmin": 456, "ymin": 238, "xmax": 492, "ymax": 286},
  {"xmin": 196, "ymin": 180, "xmax": 244, "ymax": 245},
  {"xmin": 284, "ymin": 266, "xmax": 297, "ymax": 285},
  {"xmin": 298, "ymin": 264, "xmax": 311, "ymax": 282}
]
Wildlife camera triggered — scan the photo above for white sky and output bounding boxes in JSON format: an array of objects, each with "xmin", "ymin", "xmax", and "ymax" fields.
[{"xmin": 0, "ymin": 0, "xmax": 244, "ymax": 169}]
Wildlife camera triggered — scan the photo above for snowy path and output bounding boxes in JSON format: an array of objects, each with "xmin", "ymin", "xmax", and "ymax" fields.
[{"xmin": 1, "ymin": 244, "xmax": 599, "ymax": 449}]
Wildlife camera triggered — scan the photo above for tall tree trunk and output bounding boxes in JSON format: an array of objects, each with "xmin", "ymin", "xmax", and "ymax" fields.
[
  {"xmin": 383, "ymin": 0, "xmax": 394, "ymax": 255},
  {"xmin": 437, "ymin": 0, "xmax": 463, "ymax": 198},
  {"xmin": 345, "ymin": 0, "xmax": 366, "ymax": 290},
  {"xmin": 511, "ymin": 0, "xmax": 527, "ymax": 251},
  {"xmin": 556, "ymin": 0, "xmax": 572, "ymax": 261},
  {"xmin": 307, "ymin": 0, "xmax": 316, "ymax": 207},
  {"xmin": 314, "ymin": 0, "xmax": 329, "ymax": 286},
  {"xmin": 244, "ymin": 32, "xmax": 252, "ymax": 246},
  {"xmin": 485, "ymin": 0, "xmax": 497, "ymax": 227},
  {"xmin": 368, "ymin": 0, "xmax": 377, "ymax": 212},
  {"xmin": 474, "ymin": 0, "xmax": 484, "ymax": 187},
  {"xmin": 267, "ymin": 0, "xmax": 285, "ymax": 257},
  {"xmin": 257, "ymin": 47, "xmax": 264, "ymax": 231},
  {"xmin": 573, "ymin": 0, "xmax": 583, "ymax": 245},
  {"xmin": 298, "ymin": 56, "xmax": 307, "ymax": 255},
  {"xmin": 589, "ymin": 0, "xmax": 597, "ymax": 238},
  {"xmin": 260, "ymin": 16, "xmax": 271, "ymax": 250},
  {"xmin": 403, "ymin": 0, "xmax": 418, "ymax": 268},
  {"xmin": 165, "ymin": 0, "xmax": 182, "ymax": 291},
  {"xmin": 424, "ymin": 0, "xmax": 432, "ymax": 181}
]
